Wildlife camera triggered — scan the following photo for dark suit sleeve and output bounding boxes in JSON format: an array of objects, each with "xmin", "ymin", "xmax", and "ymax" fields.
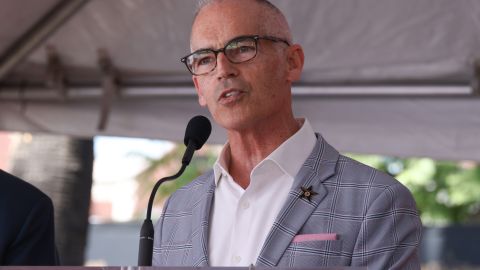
[
  {"xmin": 352, "ymin": 182, "xmax": 422, "ymax": 269},
  {"xmin": 3, "ymin": 194, "xmax": 58, "ymax": 266}
]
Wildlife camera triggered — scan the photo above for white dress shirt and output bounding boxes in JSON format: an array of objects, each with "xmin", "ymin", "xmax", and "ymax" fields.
[{"xmin": 208, "ymin": 118, "xmax": 317, "ymax": 266}]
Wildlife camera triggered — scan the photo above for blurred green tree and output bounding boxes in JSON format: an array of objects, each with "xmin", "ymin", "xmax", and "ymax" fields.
[
  {"xmin": 134, "ymin": 143, "xmax": 219, "ymax": 218},
  {"xmin": 136, "ymin": 146, "xmax": 480, "ymax": 225},
  {"xmin": 348, "ymin": 154, "xmax": 480, "ymax": 225}
]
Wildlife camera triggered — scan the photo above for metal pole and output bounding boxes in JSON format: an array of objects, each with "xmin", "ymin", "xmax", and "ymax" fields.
[
  {"xmin": 0, "ymin": 0, "xmax": 90, "ymax": 80},
  {"xmin": 0, "ymin": 85, "xmax": 473, "ymax": 101}
]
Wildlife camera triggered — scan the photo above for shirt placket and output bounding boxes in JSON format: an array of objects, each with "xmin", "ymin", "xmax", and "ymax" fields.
[{"xmin": 229, "ymin": 187, "xmax": 254, "ymax": 265}]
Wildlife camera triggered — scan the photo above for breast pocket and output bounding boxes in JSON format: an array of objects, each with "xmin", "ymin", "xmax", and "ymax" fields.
[{"xmin": 277, "ymin": 239, "xmax": 345, "ymax": 267}]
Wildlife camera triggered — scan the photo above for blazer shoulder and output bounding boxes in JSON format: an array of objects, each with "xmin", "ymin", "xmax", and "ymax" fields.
[
  {"xmin": 336, "ymin": 155, "xmax": 403, "ymax": 186},
  {"xmin": 177, "ymin": 169, "xmax": 214, "ymax": 192},
  {"xmin": 332, "ymin": 155, "xmax": 419, "ymax": 214},
  {"xmin": 0, "ymin": 171, "xmax": 56, "ymax": 266},
  {"xmin": 165, "ymin": 169, "xmax": 214, "ymax": 206},
  {"xmin": 0, "ymin": 170, "xmax": 53, "ymax": 207}
]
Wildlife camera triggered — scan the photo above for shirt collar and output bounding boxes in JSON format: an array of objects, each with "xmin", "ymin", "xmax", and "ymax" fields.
[
  {"xmin": 213, "ymin": 142, "xmax": 231, "ymax": 185},
  {"xmin": 213, "ymin": 118, "xmax": 317, "ymax": 185},
  {"xmin": 265, "ymin": 118, "xmax": 317, "ymax": 178}
]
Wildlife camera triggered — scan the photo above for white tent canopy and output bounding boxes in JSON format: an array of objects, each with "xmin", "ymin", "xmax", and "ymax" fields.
[{"xmin": 1, "ymin": 0, "xmax": 480, "ymax": 160}]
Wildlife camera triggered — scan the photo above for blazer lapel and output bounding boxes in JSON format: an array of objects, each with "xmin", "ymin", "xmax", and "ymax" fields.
[
  {"xmin": 190, "ymin": 172, "xmax": 216, "ymax": 266},
  {"xmin": 256, "ymin": 134, "xmax": 339, "ymax": 266}
]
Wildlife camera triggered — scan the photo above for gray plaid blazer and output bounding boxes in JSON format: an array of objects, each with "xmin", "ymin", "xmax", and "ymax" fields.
[{"xmin": 153, "ymin": 134, "xmax": 422, "ymax": 269}]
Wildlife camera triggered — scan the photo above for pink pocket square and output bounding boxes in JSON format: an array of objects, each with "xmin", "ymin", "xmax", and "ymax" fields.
[{"xmin": 292, "ymin": 233, "xmax": 338, "ymax": 242}]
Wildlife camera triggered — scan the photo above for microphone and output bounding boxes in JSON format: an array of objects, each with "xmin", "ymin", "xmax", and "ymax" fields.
[
  {"xmin": 182, "ymin": 115, "xmax": 212, "ymax": 165},
  {"xmin": 137, "ymin": 115, "xmax": 212, "ymax": 266}
]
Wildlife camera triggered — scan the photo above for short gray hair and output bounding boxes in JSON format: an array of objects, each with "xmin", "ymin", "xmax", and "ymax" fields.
[
  {"xmin": 195, "ymin": 0, "xmax": 284, "ymax": 17},
  {"xmin": 192, "ymin": 0, "xmax": 292, "ymax": 43}
]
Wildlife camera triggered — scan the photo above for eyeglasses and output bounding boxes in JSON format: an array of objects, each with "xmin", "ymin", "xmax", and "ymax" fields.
[{"xmin": 181, "ymin": 35, "xmax": 290, "ymax": 76}]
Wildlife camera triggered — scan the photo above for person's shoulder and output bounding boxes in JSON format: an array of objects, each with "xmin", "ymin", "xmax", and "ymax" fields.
[
  {"xmin": 335, "ymin": 155, "xmax": 417, "ymax": 207},
  {"xmin": 178, "ymin": 169, "xmax": 214, "ymax": 191},
  {"xmin": 166, "ymin": 169, "xmax": 214, "ymax": 202},
  {"xmin": 336, "ymin": 155, "xmax": 403, "ymax": 187},
  {"xmin": 0, "ymin": 170, "xmax": 51, "ymax": 203}
]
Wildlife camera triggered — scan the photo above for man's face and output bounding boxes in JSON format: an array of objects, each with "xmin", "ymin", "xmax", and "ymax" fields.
[{"xmin": 190, "ymin": 1, "xmax": 297, "ymax": 132}]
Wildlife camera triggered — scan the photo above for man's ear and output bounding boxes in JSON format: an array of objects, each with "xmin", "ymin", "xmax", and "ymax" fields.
[
  {"xmin": 193, "ymin": 76, "xmax": 207, "ymax": 107},
  {"xmin": 286, "ymin": 44, "xmax": 305, "ymax": 82}
]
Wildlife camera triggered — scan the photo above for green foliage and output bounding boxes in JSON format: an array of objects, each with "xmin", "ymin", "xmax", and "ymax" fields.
[
  {"xmin": 154, "ymin": 145, "xmax": 217, "ymax": 198},
  {"xmin": 135, "ymin": 144, "xmax": 218, "ymax": 204},
  {"xmin": 136, "ymin": 146, "xmax": 480, "ymax": 225},
  {"xmin": 348, "ymin": 154, "xmax": 480, "ymax": 225}
]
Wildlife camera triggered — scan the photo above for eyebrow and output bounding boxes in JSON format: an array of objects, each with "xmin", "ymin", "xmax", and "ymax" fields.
[
  {"xmin": 191, "ymin": 35, "xmax": 256, "ymax": 54},
  {"xmin": 191, "ymin": 47, "xmax": 215, "ymax": 54}
]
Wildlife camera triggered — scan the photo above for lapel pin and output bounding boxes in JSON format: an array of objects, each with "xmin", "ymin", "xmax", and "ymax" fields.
[{"xmin": 300, "ymin": 186, "xmax": 318, "ymax": 201}]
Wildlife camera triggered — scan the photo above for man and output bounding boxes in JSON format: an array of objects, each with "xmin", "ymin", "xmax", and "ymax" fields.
[
  {"xmin": 153, "ymin": 0, "xmax": 422, "ymax": 269},
  {"xmin": 0, "ymin": 169, "xmax": 58, "ymax": 265}
]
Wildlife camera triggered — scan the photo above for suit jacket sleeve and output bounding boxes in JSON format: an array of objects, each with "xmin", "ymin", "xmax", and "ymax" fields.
[
  {"xmin": 4, "ymin": 194, "xmax": 58, "ymax": 266},
  {"xmin": 152, "ymin": 196, "xmax": 172, "ymax": 266},
  {"xmin": 352, "ymin": 182, "xmax": 422, "ymax": 269}
]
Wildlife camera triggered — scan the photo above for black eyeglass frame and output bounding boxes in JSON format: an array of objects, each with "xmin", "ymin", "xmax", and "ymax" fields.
[{"xmin": 181, "ymin": 35, "xmax": 291, "ymax": 76}]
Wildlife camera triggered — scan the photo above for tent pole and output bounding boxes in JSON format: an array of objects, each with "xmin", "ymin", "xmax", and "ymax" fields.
[
  {"xmin": 0, "ymin": 0, "xmax": 90, "ymax": 80},
  {"xmin": 473, "ymin": 59, "xmax": 480, "ymax": 96},
  {"xmin": 0, "ymin": 85, "xmax": 474, "ymax": 101}
]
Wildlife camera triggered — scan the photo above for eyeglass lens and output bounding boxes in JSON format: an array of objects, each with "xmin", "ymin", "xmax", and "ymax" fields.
[{"xmin": 187, "ymin": 37, "xmax": 257, "ymax": 75}]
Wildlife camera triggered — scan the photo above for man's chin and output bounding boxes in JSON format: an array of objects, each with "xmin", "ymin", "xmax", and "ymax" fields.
[{"xmin": 218, "ymin": 117, "xmax": 266, "ymax": 135}]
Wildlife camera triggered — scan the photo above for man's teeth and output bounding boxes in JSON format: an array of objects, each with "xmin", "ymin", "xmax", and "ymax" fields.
[{"xmin": 225, "ymin": 91, "xmax": 239, "ymax": 97}]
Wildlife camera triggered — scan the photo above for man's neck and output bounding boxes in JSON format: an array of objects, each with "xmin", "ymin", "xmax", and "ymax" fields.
[{"xmin": 226, "ymin": 117, "xmax": 300, "ymax": 189}]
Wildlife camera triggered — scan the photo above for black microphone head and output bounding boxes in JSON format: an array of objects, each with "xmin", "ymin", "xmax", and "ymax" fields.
[{"xmin": 184, "ymin": 115, "xmax": 212, "ymax": 150}]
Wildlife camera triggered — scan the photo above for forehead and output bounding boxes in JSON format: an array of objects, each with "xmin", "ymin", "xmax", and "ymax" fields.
[{"xmin": 190, "ymin": 1, "xmax": 269, "ymax": 51}]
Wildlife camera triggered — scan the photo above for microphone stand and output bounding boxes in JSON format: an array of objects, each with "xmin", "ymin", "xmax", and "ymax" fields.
[{"xmin": 138, "ymin": 142, "xmax": 196, "ymax": 266}]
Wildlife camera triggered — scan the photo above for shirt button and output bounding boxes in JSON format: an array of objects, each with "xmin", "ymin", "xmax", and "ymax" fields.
[
  {"xmin": 242, "ymin": 201, "xmax": 250, "ymax": 209},
  {"xmin": 232, "ymin": 255, "xmax": 241, "ymax": 263}
]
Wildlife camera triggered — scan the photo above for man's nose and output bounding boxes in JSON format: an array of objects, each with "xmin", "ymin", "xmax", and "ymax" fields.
[{"xmin": 215, "ymin": 52, "xmax": 239, "ymax": 79}]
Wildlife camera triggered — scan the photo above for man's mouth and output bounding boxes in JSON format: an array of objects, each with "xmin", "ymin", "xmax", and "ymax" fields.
[
  {"xmin": 223, "ymin": 90, "xmax": 241, "ymax": 98},
  {"xmin": 218, "ymin": 89, "xmax": 245, "ymax": 104}
]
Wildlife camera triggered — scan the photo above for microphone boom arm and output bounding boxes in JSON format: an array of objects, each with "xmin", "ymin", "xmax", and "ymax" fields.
[
  {"xmin": 137, "ymin": 115, "xmax": 211, "ymax": 266},
  {"xmin": 146, "ymin": 164, "xmax": 187, "ymax": 220},
  {"xmin": 138, "ymin": 163, "xmax": 187, "ymax": 266}
]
